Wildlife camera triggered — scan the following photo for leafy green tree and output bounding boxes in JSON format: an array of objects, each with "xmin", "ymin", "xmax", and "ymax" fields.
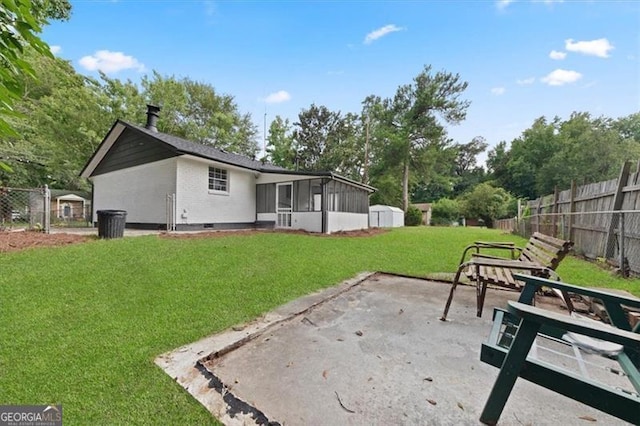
[
  {"xmin": 0, "ymin": 0, "xmax": 71, "ymax": 182},
  {"xmin": 486, "ymin": 141, "xmax": 510, "ymax": 190},
  {"xmin": 97, "ymin": 72, "xmax": 146, "ymax": 125},
  {"xmin": 430, "ymin": 198, "xmax": 460, "ymax": 225},
  {"xmin": 323, "ymin": 112, "xmax": 365, "ymax": 180},
  {"xmin": 504, "ymin": 116, "xmax": 559, "ymax": 199},
  {"xmin": 142, "ymin": 72, "xmax": 259, "ymax": 158},
  {"xmin": 364, "ymin": 65, "xmax": 470, "ymax": 211},
  {"xmin": 452, "ymin": 136, "xmax": 487, "ymax": 196},
  {"xmin": 1, "ymin": 54, "xmax": 262, "ymax": 188},
  {"xmin": 293, "ymin": 104, "xmax": 342, "ymax": 171},
  {"xmin": 292, "ymin": 105, "xmax": 364, "ymax": 179},
  {"xmin": 404, "ymin": 205, "xmax": 423, "ymax": 226},
  {"xmin": 614, "ymin": 112, "xmax": 640, "ymax": 142},
  {"xmin": 487, "ymin": 113, "xmax": 640, "ymax": 200},
  {"xmin": 459, "ymin": 183, "xmax": 513, "ymax": 228},
  {"xmin": 538, "ymin": 112, "xmax": 640, "ymax": 193},
  {"xmin": 362, "ymin": 95, "xmax": 402, "ymax": 205},
  {"xmin": 409, "ymin": 142, "xmax": 458, "ymax": 202},
  {"xmin": 454, "ymin": 136, "xmax": 487, "ymax": 176},
  {"xmin": 265, "ymin": 116, "xmax": 296, "ymax": 169},
  {"xmin": 369, "ymin": 173, "xmax": 403, "ymax": 206},
  {"xmin": 0, "ymin": 49, "xmax": 101, "ymax": 189}
]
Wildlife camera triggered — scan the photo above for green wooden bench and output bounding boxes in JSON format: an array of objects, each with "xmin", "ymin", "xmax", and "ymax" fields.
[
  {"xmin": 441, "ymin": 232, "xmax": 573, "ymax": 321},
  {"xmin": 479, "ymin": 274, "xmax": 640, "ymax": 425}
]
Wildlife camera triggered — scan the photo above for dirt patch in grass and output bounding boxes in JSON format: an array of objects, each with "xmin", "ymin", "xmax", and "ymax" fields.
[
  {"xmin": 0, "ymin": 227, "xmax": 388, "ymax": 251},
  {"xmin": 0, "ymin": 230, "xmax": 93, "ymax": 253},
  {"xmin": 160, "ymin": 227, "xmax": 388, "ymax": 240}
]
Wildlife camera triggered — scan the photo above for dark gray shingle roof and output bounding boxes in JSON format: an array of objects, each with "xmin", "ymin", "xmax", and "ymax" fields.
[{"xmin": 124, "ymin": 121, "xmax": 286, "ymax": 172}]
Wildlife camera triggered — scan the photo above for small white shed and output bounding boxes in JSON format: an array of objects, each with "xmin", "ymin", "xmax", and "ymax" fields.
[{"xmin": 369, "ymin": 205, "xmax": 404, "ymax": 228}]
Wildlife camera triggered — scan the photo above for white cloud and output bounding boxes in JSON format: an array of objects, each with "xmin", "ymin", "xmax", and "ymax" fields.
[
  {"xmin": 491, "ymin": 87, "xmax": 506, "ymax": 95},
  {"xmin": 364, "ymin": 24, "xmax": 405, "ymax": 44},
  {"xmin": 79, "ymin": 50, "xmax": 145, "ymax": 73},
  {"xmin": 549, "ymin": 50, "xmax": 566, "ymax": 60},
  {"xmin": 541, "ymin": 69, "xmax": 582, "ymax": 86},
  {"xmin": 565, "ymin": 38, "xmax": 614, "ymax": 58},
  {"xmin": 50, "ymin": 45, "xmax": 61, "ymax": 55},
  {"xmin": 516, "ymin": 77, "xmax": 535, "ymax": 85},
  {"xmin": 496, "ymin": 0, "xmax": 515, "ymax": 9},
  {"xmin": 203, "ymin": 0, "xmax": 215, "ymax": 16},
  {"xmin": 263, "ymin": 90, "xmax": 291, "ymax": 104},
  {"xmin": 499, "ymin": 0, "xmax": 563, "ymax": 10}
]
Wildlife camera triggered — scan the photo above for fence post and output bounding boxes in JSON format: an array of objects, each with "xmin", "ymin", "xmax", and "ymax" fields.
[
  {"xmin": 536, "ymin": 198, "xmax": 542, "ymax": 234},
  {"xmin": 605, "ymin": 161, "xmax": 631, "ymax": 262},
  {"xmin": 568, "ymin": 180, "xmax": 576, "ymax": 242},
  {"xmin": 43, "ymin": 185, "xmax": 51, "ymax": 233},
  {"xmin": 619, "ymin": 212, "xmax": 626, "ymax": 277},
  {"xmin": 551, "ymin": 186, "xmax": 559, "ymax": 237}
]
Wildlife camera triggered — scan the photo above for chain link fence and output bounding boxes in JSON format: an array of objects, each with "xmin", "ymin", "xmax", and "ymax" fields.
[
  {"xmin": 0, "ymin": 187, "xmax": 50, "ymax": 232},
  {"xmin": 50, "ymin": 205, "xmax": 92, "ymax": 228},
  {"xmin": 516, "ymin": 211, "xmax": 640, "ymax": 276},
  {"xmin": 0, "ymin": 186, "xmax": 93, "ymax": 233}
]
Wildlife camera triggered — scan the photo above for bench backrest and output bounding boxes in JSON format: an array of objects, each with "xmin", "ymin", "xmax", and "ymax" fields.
[{"xmin": 517, "ymin": 232, "xmax": 574, "ymax": 270}]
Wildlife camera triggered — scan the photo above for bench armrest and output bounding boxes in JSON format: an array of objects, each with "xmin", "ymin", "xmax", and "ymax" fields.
[
  {"xmin": 473, "ymin": 241, "xmax": 517, "ymax": 249},
  {"xmin": 457, "ymin": 242, "xmax": 523, "ymax": 265},
  {"xmin": 508, "ymin": 301, "xmax": 640, "ymax": 347}
]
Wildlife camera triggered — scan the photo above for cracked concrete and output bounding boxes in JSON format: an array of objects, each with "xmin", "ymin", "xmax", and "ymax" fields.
[{"xmin": 155, "ymin": 272, "xmax": 630, "ymax": 425}]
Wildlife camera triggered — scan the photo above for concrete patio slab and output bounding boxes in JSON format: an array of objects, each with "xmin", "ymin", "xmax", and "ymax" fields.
[{"xmin": 155, "ymin": 272, "xmax": 630, "ymax": 425}]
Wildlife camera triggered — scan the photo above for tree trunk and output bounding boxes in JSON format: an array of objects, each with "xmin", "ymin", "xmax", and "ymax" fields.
[{"xmin": 402, "ymin": 159, "xmax": 410, "ymax": 211}]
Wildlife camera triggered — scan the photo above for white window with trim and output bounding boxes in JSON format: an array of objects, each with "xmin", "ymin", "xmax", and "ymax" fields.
[{"xmin": 208, "ymin": 167, "xmax": 229, "ymax": 193}]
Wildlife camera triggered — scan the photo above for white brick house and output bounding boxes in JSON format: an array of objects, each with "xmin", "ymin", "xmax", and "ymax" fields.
[{"xmin": 80, "ymin": 106, "xmax": 374, "ymax": 233}]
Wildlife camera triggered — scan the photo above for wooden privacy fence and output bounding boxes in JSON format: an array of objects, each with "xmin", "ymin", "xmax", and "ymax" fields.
[
  {"xmin": 494, "ymin": 218, "xmax": 516, "ymax": 232},
  {"xmin": 514, "ymin": 161, "xmax": 640, "ymax": 276}
]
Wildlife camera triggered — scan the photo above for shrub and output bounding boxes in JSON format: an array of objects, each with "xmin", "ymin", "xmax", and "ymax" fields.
[
  {"xmin": 405, "ymin": 205, "xmax": 423, "ymax": 226},
  {"xmin": 459, "ymin": 183, "xmax": 514, "ymax": 228},
  {"xmin": 431, "ymin": 198, "xmax": 460, "ymax": 226}
]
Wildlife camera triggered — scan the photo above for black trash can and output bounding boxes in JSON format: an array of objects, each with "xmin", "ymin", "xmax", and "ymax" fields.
[{"xmin": 97, "ymin": 210, "xmax": 127, "ymax": 239}]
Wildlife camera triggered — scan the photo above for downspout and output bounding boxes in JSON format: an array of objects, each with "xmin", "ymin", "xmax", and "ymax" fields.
[{"xmin": 90, "ymin": 181, "xmax": 95, "ymax": 226}]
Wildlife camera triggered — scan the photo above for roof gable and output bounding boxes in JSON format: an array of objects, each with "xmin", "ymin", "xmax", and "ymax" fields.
[
  {"xmin": 370, "ymin": 204, "xmax": 403, "ymax": 212},
  {"xmin": 53, "ymin": 194, "xmax": 88, "ymax": 202},
  {"xmin": 49, "ymin": 189, "xmax": 91, "ymax": 200},
  {"xmin": 92, "ymin": 127, "xmax": 178, "ymax": 176},
  {"xmin": 81, "ymin": 120, "xmax": 285, "ymax": 178}
]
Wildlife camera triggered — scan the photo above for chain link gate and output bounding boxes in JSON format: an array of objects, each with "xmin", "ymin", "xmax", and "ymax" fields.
[
  {"xmin": 0, "ymin": 186, "xmax": 50, "ymax": 233},
  {"xmin": 166, "ymin": 193, "xmax": 176, "ymax": 232}
]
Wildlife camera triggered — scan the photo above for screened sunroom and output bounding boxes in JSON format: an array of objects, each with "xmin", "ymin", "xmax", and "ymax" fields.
[{"xmin": 255, "ymin": 172, "xmax": 374, "ymax": 234}]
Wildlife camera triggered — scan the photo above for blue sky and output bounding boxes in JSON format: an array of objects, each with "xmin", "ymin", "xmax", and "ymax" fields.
[{"xmin": 44, "ymin": 1, "xmax": 639, "ymax": 161}]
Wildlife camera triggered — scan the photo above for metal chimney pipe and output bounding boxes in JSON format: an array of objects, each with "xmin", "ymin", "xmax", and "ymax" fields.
[{"xmin": 145, "ymin": 104, "xmax": 161, "ymax": 132}]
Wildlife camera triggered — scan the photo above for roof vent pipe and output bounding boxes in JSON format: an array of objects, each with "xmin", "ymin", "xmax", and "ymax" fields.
[{"xmin": 145, "ymin": 104, "xmax": 161, "ymax": 132}]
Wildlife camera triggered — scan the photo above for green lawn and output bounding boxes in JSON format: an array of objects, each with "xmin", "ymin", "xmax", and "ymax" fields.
[{"xmin": 1, "ymin": 227, "xmax": 638, "ymax": 424}]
